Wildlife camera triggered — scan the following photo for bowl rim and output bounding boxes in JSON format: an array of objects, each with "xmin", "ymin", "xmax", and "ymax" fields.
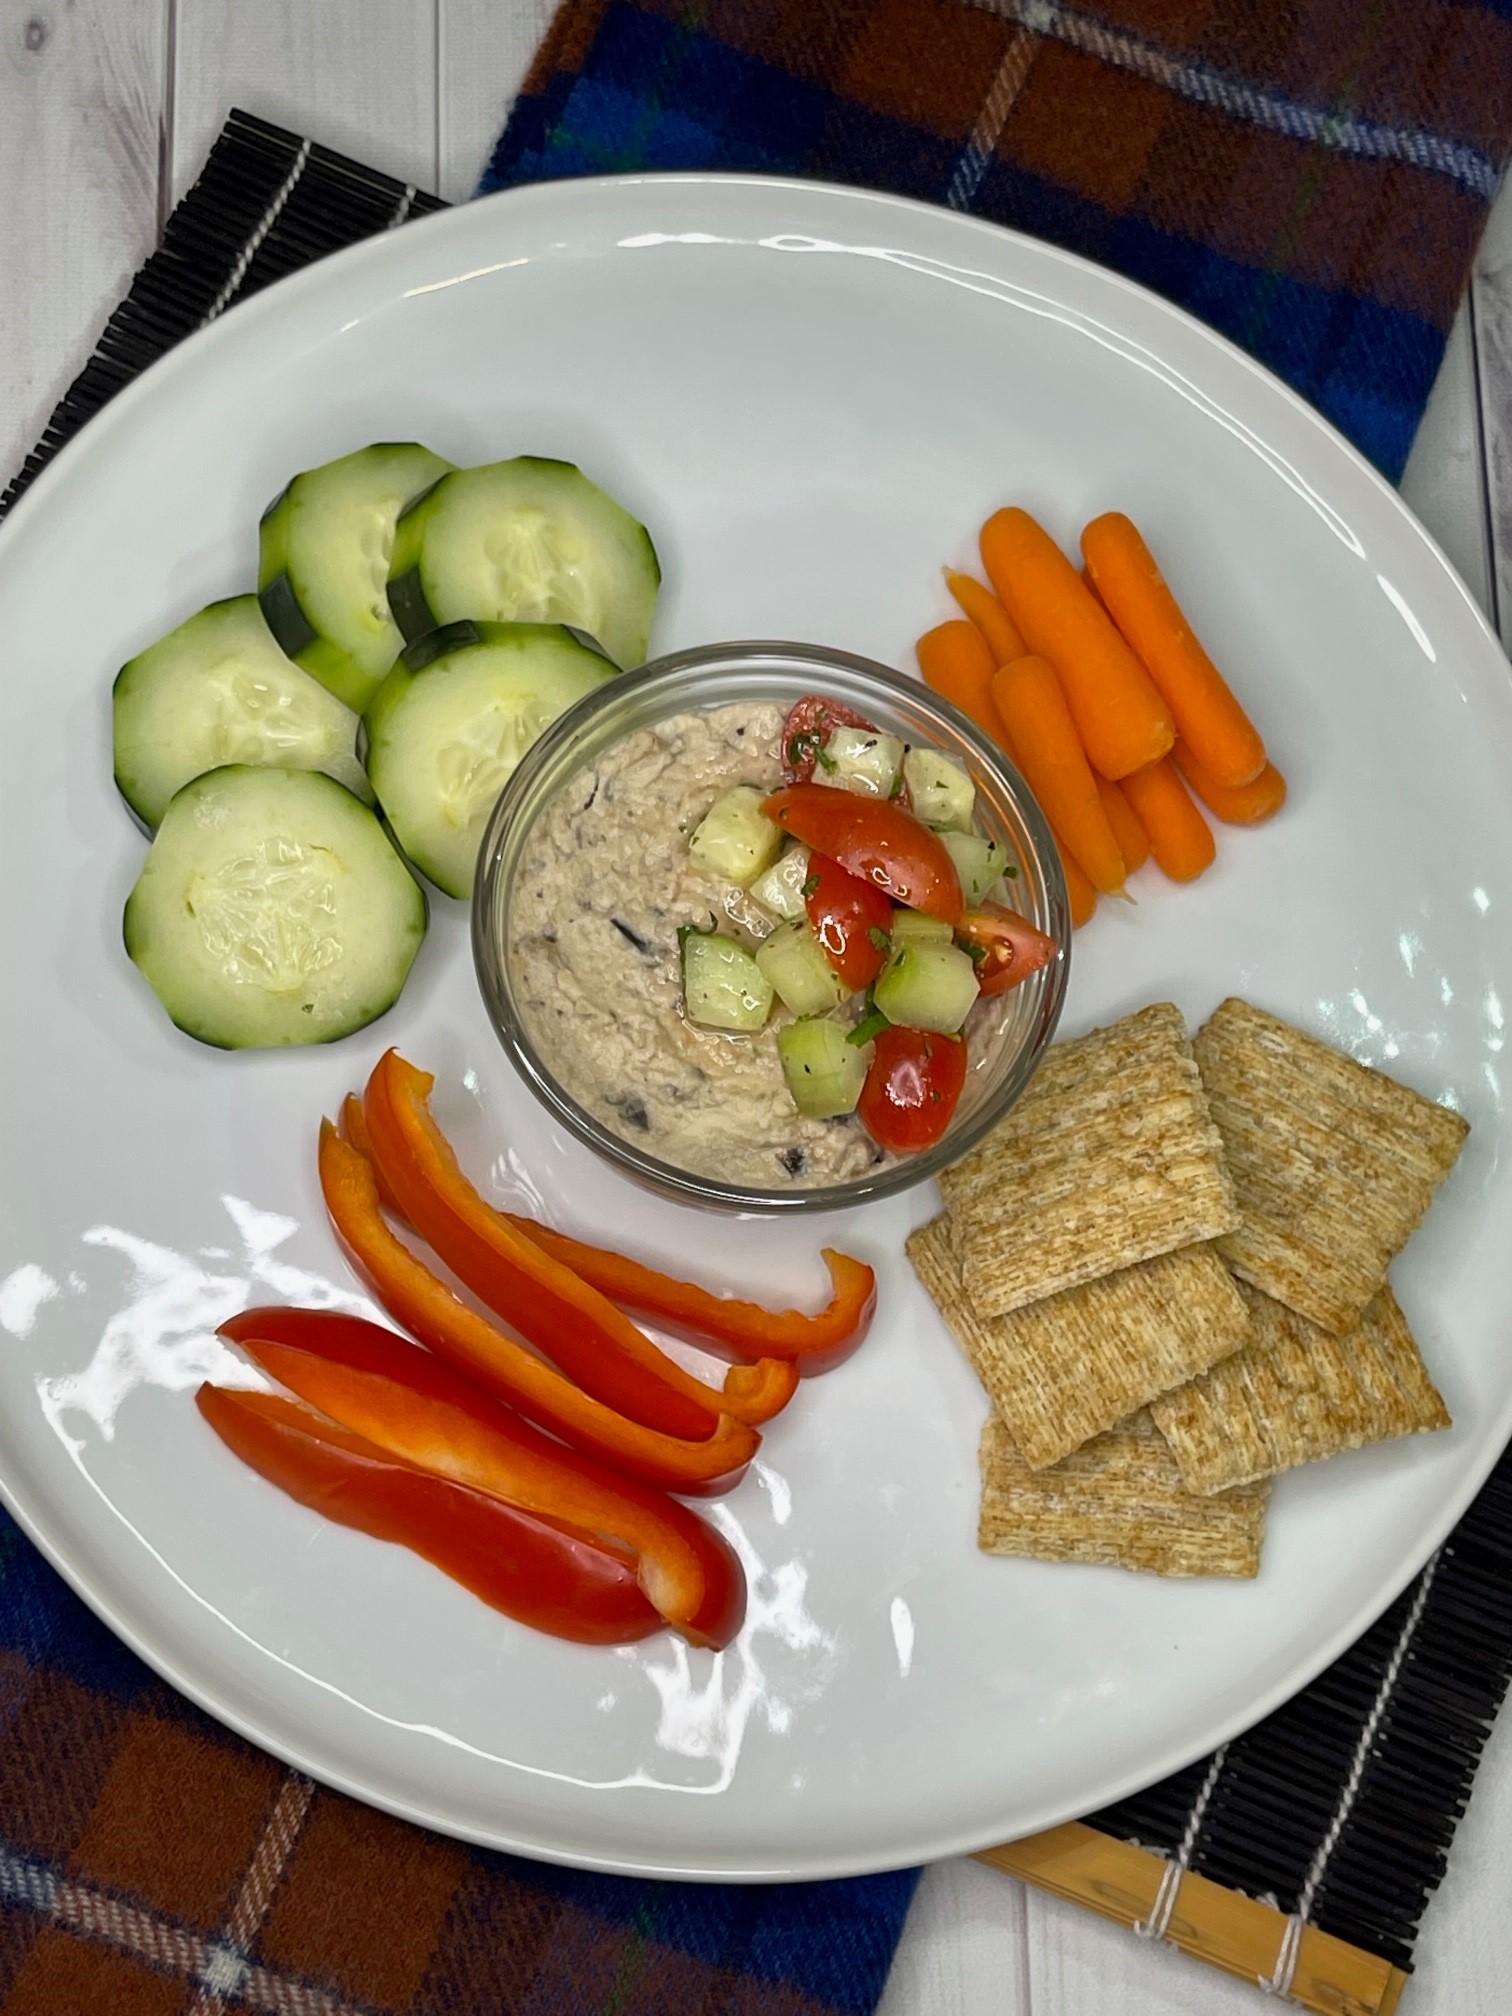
[{"xmin": 471, "ymin": 639, "xmax": 1071, "ymax": 1212}]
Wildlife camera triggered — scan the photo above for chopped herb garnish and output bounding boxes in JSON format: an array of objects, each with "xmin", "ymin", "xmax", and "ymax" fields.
[
  {"xmin": 867, "ymin": 926, "xmax": 891, "ymax": 953},
  {"xmin": 848, "ymin": 1010, "xmax": 891, "ymax": 1047},
  {"xmin": 815, "ymin": 748, "xmax": 838, "ymax": 774},
  {"xmin": 1003, "ymin": 862, "xmax": 1019, "ymax": 879},
  {"xmin": 963, "ymin": 940, "xmax": 989, "ymax": 967},
  {"xmin": 801, "ymin": 872, "xmax": 821, "ymax": 898}
]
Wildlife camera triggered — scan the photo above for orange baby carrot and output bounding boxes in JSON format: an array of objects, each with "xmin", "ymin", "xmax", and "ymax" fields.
[
  {"xmin": 980, "ymin": 508, "xmax": 1174, "ymax": 780},
  {"xmin": 1095, "ymin": 774, "xmax": 1150, "ymax": 874},
  {"xmin": 982, "ymin": 695, "xmax": 1097, "ymax": 928},
  {"xmin": 1173, "ymin": 740, "xmax": 1287, "ymax": 825},
  {"xmin": 1120, "ymin": 756, "xmax": 1215, "ymax": 882},
  {"xmin": 944, "ymin": 569, "xmax": 1026, "ymax": 667},
  {"xmin": 916, "ymin": 620, "xmax": 1002, "ymax": 741},
  {"xmin": 991, "ymin": 657, "xmax": 1126, "ymax": 894},
  {"xmin": 1082, "ymin": 513, "xmax": 1266, "ymax": 789}
]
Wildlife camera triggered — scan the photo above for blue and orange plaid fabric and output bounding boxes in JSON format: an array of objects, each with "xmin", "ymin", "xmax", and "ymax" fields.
[{"xmin": 485, "ymin": 0, "xmax": 1512, "ymax": 479}]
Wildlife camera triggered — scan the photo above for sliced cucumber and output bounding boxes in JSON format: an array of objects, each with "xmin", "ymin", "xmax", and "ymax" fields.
[
  {"xmin": 124, "ymin": 766, "xmax": 426, "ymax": 1049},
  {"xmin": 365, "ymin": 621, "xmax": 614, "ymax": 899},
  {"xmin": 904, "ymin": 746, "xmax": 975, "ymax": 831},
  {"xmin": 755, "ymin": 922, "xmax": 850, "ymax": 1016},
  {"xmin": 941, "ymin": 829, "xmax": 1009, "ymax": 905},
  {"xmin": 388, "ymin": 457, "xmax": 660, "ymax": 669},
  {"xmin": 749, "ymin": 843, "xmax": 811, "ymax": 923},
  {"xmin": 112, "ymin": 596, "xmax": 371, "ymax": 831},
  {"xmin": 889, "ymin": 908, "xmax": 954, "ymax": 951},
  {"xmin": 822, "ymin": 725, "xmax": 904, "ymax": 798},
  {"xmin": 778, "ymin": 1017, "xmax": 868, "ymax": 1118},
  {"xmin": 680, "ymin": 929, "xmax": 773, "ymax": 1032},
  {"xmin": 259, "ymin": 443, "xmax": 452, "ymax": 711},
  {"xmin": 874, "ymin": 942, "xmax": 980, "ymax": 1033},
  {"xmin": 688, "ymin": 786, "xmax": 782, "ymax": 886}
]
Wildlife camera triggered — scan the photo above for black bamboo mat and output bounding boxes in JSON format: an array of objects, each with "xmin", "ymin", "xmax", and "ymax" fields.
[{"xmin": 7, "ymin": 107, "xmax": 1512, "ymax": 1991}]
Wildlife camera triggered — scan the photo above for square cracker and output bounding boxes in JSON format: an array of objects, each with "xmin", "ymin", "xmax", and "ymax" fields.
[
  {"xmin": 978, "ymin": 1412, "xmax": 1268, "ymax": 1578},
  {"xmin": 1151, "ymin": 1283, "xmax": 1451, "ymax": 1495},
  {"xmin": 1193, "ymin": 998, "xmax": 1468, "ymax": 1335},
  {"xmin": 908, "ymin": 1216, "xmax": 1250, "ymax": 1470},
  {"xmin": 940, "ymin": 1002, "xmax": 1239, "ymax": 1318}
]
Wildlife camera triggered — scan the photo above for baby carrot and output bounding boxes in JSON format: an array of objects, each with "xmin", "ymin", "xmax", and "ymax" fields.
[
  {"xmin": 916, "ymin": 620, "xmax": 1001, "ymax": 741},
  {"xmin": 1120, "ymin": 756, "xmax": 1215, "ymax": 882},
  {"xmin": 984, "ymin": 698, "xmax": 1098, "ymax": 928},
  {"xmin": 944, "ymin": 569, "xmax": 1026, "ymax": 667},
  {"xmin": 1174, "ymin": 740, "xmax": 1287, "ymax": 825},
  {"xmin": 1081, "ymin": 513, "xmax": 1266, "ymax": 789},
  {"xmin": 1095, "ymin": 774, "xmax": 1150, "ymax": 874},
  {"xmin": 991, "ymin": 657, "xmax": 1126, "ymax": 894},
  {"xmin": 980, "ymin": 507, "xmax": 1174, "ymax": 780}
]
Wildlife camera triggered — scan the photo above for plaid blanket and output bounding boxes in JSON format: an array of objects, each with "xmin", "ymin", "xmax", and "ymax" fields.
[{"xmin": 485, "ymin": 0, "xmax": 1512, "ymax": 479}]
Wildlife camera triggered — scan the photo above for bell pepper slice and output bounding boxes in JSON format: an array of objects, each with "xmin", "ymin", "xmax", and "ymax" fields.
[
  {"xmin": 316, "ymin": 1121, "xmax": 758, "ymax": 1496},
  {"xmin": 500, "ymin": 1228, "xmax": 877, "ymax": 1374},
  {"xmin": 197, "ymin": 1384, "xmax": 660, "ymax": 1645},
  {"xmin": 216, "ymin": 1315, "xmax": 746, "ymax": 1646},
  {"xmin": 360, "ymin": 1052, "xmax": 797, "ymax": 1433},
  {"xmin": 761, "ymin": 783, "xmax": 964, "ymax": 919}
]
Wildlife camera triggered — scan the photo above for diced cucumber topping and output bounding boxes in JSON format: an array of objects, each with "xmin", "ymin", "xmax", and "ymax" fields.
[
  {"xmin": 749, "ymin": 843, "xmax": 811, "ymax": 922},
  {"xmin": 123, "ymin": 766, "xmax": 426, "ymax": 1049},
  {"xmin": 365, "ymin": 621, "xmax": 614, "ymax": 899},
  {"xmin": 821, "ymin": 725, "xmax": 904, "ymax": 797},
  {"xmin": 258, "ymin": 443, "xmax": 452, "ymax": 711},
  {"xmin": 387, "ymin": 456, "xmax": 660, "ymax": 669},
  {"xmin": 680, "ymin": 930, "xmax": 774, "ymax": 1031},
  {"xmin": 755, "ymin": 922, "xmax": 850, "ymax": 1016},
  {"xmin": 688, "ymin": 785, "xmax": 782, "ymax": 886},
  {"xmin": 874, "ymin": 942, "xmax": 980, "ymax": 1033},
  {"xmin": 889, "ymin": 907, "xmax": 954, "ymax": 950},
  {"xmin": 778, "ymin": 1018, "xmax": 868, "ymax": 1118},
  {"xmin": 112, "ymin": 596, "xmax": 371, "ymax": 830},
  {"xmin": 941, "ymin": 829, "xmax": 1010, "ymax": 905},
  {"xmin": 904, "ymin": 747, "xmax": 976, "ymax": 831}
]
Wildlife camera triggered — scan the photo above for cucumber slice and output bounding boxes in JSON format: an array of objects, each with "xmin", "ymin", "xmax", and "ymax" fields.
[
  {"xmin": 365, "ymin": 621, "xmax": 615, "ymax": 899},
  {"xmin": 777, "ymin": 1018, "xmax": 868, "ymax": 1118},
  {"xmin": 124, "ymin": 766, "xmax": 426, "ymax": 1049},
  {"xmin": 889, "ymin": 908, "xmax": 954, "ymax": 950},
  {"xmin": 259, "ymin": 443, "xmax": 452, "ymax": 711},
  {"xmin": 904, "ymin": 747, "xmax": 975, "ymax": 831},
  {"xmin": 749, "ymin": 843, "xmax": 811, "ymax": 922},
  {"xmin": 941, "ymin": 829, "xmax": 1009, "ymax": 905},
  {"xmin": 754, "ymin": 922, "xmax": 850, "ymax": 1016},
  {"xmin": 822, "ymin": 725, "xmax": 904, "ymax": 798},
  {"xmin": 112, "ymin": 596, "xmax": 371, "ymax": 830},
  {"xmin": 874, "ymin": 942, "xmax": 980, "ymax": 1033},
  {"xmin": 388, "ymin": 457, "xmax": 660, "ymax": 669},
  {"xmin": 688, "ymin": 786, "xmax": 782, "ymax": 886},
  {"xmin": 680, "ymin": 929, "xmax": 774, "ymax": 1032}
]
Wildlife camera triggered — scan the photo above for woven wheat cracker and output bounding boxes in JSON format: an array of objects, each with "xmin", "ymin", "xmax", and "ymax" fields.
[
  {"xmin": 940, "ymin": 1002, "xmax": 1239, "ymax": 1319},
  {"xmin": 908, "ymin": 1216, "xmax": 1250, "ymax": 1469},
  {"xmin": 1194, "ymin": 998, "xmax": 1468, "ymax": 1334},
  {"xmin": 978, "ymin": 1413, "xmax": 1268, "ymax": 1577},
  {"xmin": 1151, "ymin": 1283, "xmax": 1451, "ymax": 1494}
]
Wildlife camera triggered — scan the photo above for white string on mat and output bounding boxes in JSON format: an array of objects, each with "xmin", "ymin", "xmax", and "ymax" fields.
[
  {"xmin": 1134, "ymin": 1742, "xmax": 1229, "ymax": 1942},
  {"xmin": 1261, "ymin": 1549, "xmax": 1442, "ymax": 2000},
  {"xmin": 199, "ymin": 138, "xmax": 313, "ymax": 328}
]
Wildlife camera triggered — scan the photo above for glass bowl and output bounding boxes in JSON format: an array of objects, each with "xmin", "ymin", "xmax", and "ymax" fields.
[{"xmin": 472, "ymin": 641, "xmax": 1070, "ymax": 1212}]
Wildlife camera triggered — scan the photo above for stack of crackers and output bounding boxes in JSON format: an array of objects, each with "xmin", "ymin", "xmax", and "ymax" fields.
[{"xmin": 908, "ymin": 999, "xmax": 1468, "ymax": 1578}]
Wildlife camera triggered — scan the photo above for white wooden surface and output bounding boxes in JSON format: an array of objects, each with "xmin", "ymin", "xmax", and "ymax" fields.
[{"xmin": 4, "ymin": 6, "xmax": 1511, "ymax": 2009}]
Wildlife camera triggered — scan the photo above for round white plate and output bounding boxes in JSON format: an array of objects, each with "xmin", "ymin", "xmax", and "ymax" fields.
[{"xmin": 1, "ymin": 175, "xmax": 1508, "ymax": 1883}]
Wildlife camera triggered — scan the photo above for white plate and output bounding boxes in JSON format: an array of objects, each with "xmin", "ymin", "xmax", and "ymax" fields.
[{"xmin": 1, "ymin": 175, "xmax": 1508, "ymax": 1882}]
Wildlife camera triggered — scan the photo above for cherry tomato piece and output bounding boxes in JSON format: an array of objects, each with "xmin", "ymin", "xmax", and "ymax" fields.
[
  {"xmin": 803, "ymin": 852, "xmax": 893, "ymax": 990},
  {"xmin": 858, "ymin": 1027, "xmax": 969, "ymax": 1154},
  {"xmin": 781, "ymin": 695, "xmax": 877, "ymax": 782},
  {"xmin": 955, "ymin": 906, "xmax": 1059, "ymax": 997},
  {"xmin": 763, "ymin": 784, "xmax": 964, "ymax": 919}
]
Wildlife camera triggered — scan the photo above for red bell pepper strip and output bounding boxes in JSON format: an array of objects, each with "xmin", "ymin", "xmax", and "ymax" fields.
[
  {"xmin": 216, "ymin": 1315, "xmax": 746, "ymax": 1647},
  {"xmin": 360, "ymin": 1052, "xmax": 797, "ymax": 1434},
  {"xmin": 500, "ymin": 1226, "xmax": 878, "ymax": 1375},
  {"xmin": 316, "ymin": 1121, "xmax": 758, "ymax": 1496},
  {"xmin": 761, "ymin": 784, "xmax": 963, "ymax": 919},
  {"xmin": 197, "ymin": 1384, "xmax": 660, "ymax": 1646}
]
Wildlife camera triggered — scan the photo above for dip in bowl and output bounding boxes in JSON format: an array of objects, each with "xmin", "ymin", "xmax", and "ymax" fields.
[{"xmin": 473, "ymin": 643, "xmax": 1070, "ymax": 1211}]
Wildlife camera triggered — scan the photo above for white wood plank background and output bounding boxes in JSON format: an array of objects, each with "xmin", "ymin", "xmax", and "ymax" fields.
[{"xmin": 4, "ymin": 6, "xmax": 1511, "ymax": 2010}]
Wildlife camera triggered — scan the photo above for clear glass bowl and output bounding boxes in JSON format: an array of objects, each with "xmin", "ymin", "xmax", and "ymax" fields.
[{"xmin": 472, "ymin": 641, "xmax": 1070, "ymax": 1212}]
